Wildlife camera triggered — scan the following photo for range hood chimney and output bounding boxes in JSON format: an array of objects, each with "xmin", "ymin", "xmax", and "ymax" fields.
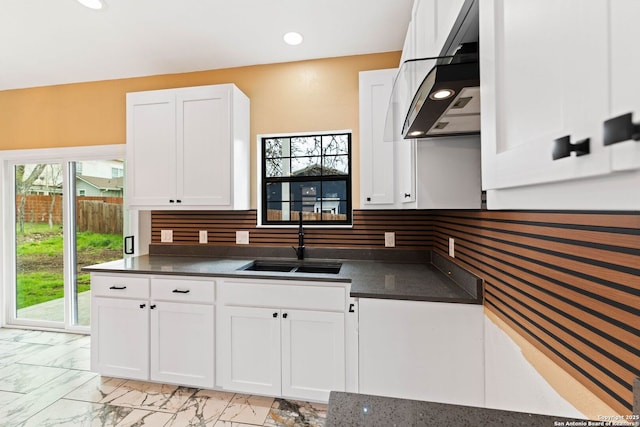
[{"xmin": 384, "ymin": 0, "xmax": 480, "ymax": 140}]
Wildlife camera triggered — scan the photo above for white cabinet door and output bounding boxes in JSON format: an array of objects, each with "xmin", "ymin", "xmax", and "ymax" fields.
[
  {"xmin": 126, "ymin": 90, "xmax": 176, "ymax": 206},
  {"xmin": 150, "ymin": 301, "xmax": 214, "ymax": 388},
  {"xmin": 218, "ymin": 306, "xmax": 281, "ymax": 396},
  {"xmin": 360, "ymin": 69, "xmax": 417, "ymax": 209},
  {"xmin": 91, "ymin": 297, "xmax": 149, "ymax": 380},
  {"xmin": 360, "ymin": 69, "xmax": 396, "ymax": 206},
  {"xmin": 481, "ymin": 0, "xmax": 610, "ymax": 191},
  {"xmin": 608, "ymin": 0, "xmax": 640, "ymax": 172},
  {"xmin": 281, "ymin": 309, "xmax": 345, "ymax": 402},
  {"xmin": 177, "ymin": 86, "xmax": 231, "ymax": 206},
  {"xmin": 358, "ymin": 298, "xmax": 484, "ymax": 407}
]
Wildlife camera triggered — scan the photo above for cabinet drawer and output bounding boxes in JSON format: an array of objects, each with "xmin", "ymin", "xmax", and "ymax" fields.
[
  {"xmin": 218, "ymin": 280, "xmax": 346, "ymax": 311},
  {"xmin": 92, "ymin": 275, "xmax": 149, "ymax": 299},
  {"xmin": 151, "ymin": 278, "xmax": 214, "ymax": 304}
]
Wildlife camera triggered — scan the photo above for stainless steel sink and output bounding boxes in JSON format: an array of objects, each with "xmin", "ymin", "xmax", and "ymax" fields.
[{"xmin": 240, "ymin": 261, "xmax": 342, "ymax": 274}]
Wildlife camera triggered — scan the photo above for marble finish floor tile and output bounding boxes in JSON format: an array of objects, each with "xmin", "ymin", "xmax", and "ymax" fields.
[
  {"xmin": 8, "ymin": 330, "xmax": 85, "ymax": 346},
  {"xmin": 0, "ymin": 363, "xmax": 69, "ymax": 393},
  {"xmin": 16, "ymin": 399, "xmax": 135, "ymax": 427},
  {"xmin": 218, "ymin": 394, "xmax": 275, "ymax": 425},
  {"xmin": 101, "ymin": 380, "xmax": 197, "ymax": 413},
  {"xmin": 20, "ymin": 343, "xmax": 91, "ymax": 370},
  {"xmin": 0, "ymin": 389, "xmax": 24, "ymax": 406},
  {"xmin": 0, "ymin": 369, "xmax": 97, "ymax": 426},
  {"xmin": 163, "ymin": 390, "xmax": 235, "ymax": 426},
  {"xmin": 0, "ymin": 341, "xmax": 51, "ymax": 367},
  {"xmin": 265, "ymin": 399, "xmax": 327, "ymax": 427},
  {"xmin": 64, "ymin": 376, "xmax": 128, "ymax": 403}
]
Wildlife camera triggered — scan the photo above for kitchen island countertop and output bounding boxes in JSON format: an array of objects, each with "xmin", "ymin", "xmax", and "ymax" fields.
[
  {"xmin": 82, "ymin": 252, "xmax": 482, "ymax": 304},
  {"xmin": 325, "ymin": 391, "xmax": 586, "ymax": 426}
]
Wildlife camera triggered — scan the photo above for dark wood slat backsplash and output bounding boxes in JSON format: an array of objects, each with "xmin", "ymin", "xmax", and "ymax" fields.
[
  {"xmin": 151, "ymin": 210, "xmax": 434, "ymax": 249},
  {"xmin": 431, "ymin": 210, "xmax": 640, "ymax": 414},
  {"xmin": 151, "ymin": 208, "xmax": 639, "ymax": 413}
]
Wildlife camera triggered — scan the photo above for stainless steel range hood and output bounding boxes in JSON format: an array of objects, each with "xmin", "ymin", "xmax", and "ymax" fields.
[{"xmin": 384, "ymin": 0, "xmax": 479, "ymax": 140}]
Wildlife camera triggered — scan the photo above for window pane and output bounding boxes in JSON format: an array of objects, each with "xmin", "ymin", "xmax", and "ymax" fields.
[
  {"xmin": 265, "ymin": 138, "xmax": 286, "ymax": 158},
  {"xmin": 322, "ymin": 134, "xmax": 349, "ymax": 155},
  {"xmin": 322, "ymin": 155, "xmax": 349, "ymax": 175},
  {"xmin": 292, "ymin": 156, "xmax": 321, "ymax": 176},
  {"xmin": 266, "ymin": 157, "xmax": 289, "ymax": 177},
  {"xmin": 291, "ymin": 136, "xmax": 321, "ymax": 157}
]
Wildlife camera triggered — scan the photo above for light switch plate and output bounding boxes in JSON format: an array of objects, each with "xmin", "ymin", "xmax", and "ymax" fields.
[
  {"xmin": 199, "ymin": 230, "xmax": 208, "ymax": 244},
  {"xmin": 236, "ymin": 230, "xmax": 249, "ymax": 245},
  {"xmin": 160, "ymin": 230, "xmax": 173, "ymax": 243},
  {"xmin": 384, "ymin": 232, "xmax": 395, "ymax": 248},
  {"xmin": 449, "ymin": 237, "xmax": 455, "ymax": 257}
]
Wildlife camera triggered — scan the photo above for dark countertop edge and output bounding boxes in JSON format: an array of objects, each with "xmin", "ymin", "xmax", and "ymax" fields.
[
  {"xmin": 84, "ymin": 267, "xmax": 352, "ymax": 284},
  {"xmin": 326, "ymin": 391, "xmax": 590, "ymax": 427},
  {"xmin": 349, "ymin": 291, "xmax": 482, "ymax": 304}
]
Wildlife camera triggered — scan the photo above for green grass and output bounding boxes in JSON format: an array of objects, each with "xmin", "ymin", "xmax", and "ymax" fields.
[
  {"xmin": 16, "ymin": 223, "xmax": 122, "ymax": 309},
  {"xmin": 16, "ymin": 272, "xmax": 90, "ymax": 309}
]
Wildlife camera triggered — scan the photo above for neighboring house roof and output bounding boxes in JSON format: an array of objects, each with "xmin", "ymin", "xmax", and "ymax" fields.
[
  {"xmin": 292, "ymin": 164, "xmax": 345, "ymax": 177},
  {"xmin": 77, "ymin": 175, "xmax": 123, "ymax": 191}
]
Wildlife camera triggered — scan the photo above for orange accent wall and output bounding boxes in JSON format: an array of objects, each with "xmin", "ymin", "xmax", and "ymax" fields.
[{"xmin": 0, "ymin": 52, "xmax": 401, "ymax": 208}]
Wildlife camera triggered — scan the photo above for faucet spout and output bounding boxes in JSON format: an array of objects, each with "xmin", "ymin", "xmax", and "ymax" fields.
[{"xmin": 296, "ymin": 214, "xmax": 305, "ymax": 260}]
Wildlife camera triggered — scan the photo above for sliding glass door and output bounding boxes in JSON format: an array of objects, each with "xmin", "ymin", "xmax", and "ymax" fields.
[
  {"xmin": 10, "ymin": 158, "xmax": 125, "ymax": 330},
  {"xmin": 15, "ymin": 163, "xmax": 66, "ymax": 324}
]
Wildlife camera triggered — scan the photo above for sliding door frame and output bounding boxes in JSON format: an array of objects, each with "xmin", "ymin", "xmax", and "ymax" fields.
[{"xmin": 0, "ymin": 145, "xmax": 125, "ymax": 333}]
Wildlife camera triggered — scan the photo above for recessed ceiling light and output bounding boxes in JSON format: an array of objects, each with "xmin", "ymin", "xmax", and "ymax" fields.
[
  {"xmin": 283, "ymin": 32, "xmax": 303, "ymax": 46},
  {"xmin": 76, "ymin": 0, "xmax": 105, "ymax": 10},
  {"xmin": 409, "ymin": 131, "xmax": 425, "ymax": 137},
  {"xmin": 429, "ymin": 89, "xmax": 455, "ymax": 100}
]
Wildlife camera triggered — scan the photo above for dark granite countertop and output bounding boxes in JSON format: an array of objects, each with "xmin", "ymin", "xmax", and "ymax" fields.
[
  {"xmin": 325, "ymin": 391, "xmax": 589, "ymax": 427},
  {"xmin": 82, "ymin": 251, "xmax": 482, "ymax": 304}
]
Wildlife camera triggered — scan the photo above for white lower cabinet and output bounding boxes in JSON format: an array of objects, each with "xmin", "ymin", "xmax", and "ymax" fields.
[
  {"xmin": 358, "ymin": 298, "xmax": 485, "ymax": 407},
  {"xmin": 91, "ymin": 274, "xmax": 215, "ymax": 389},
  {"xmin": 150, "ymin": 301, "xmax": 214, "ymax": 388},
  {"xmin": 216, "ymin": 279, "xmax": 352, "ymax": 402},
  {"xmin": 92, "ymin": 296, "xmax": 149, "ymax": 380}
]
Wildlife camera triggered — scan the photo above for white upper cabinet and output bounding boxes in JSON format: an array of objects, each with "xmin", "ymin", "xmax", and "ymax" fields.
[
  {"xmin": 126, "ymin": 84, "xmax": 250, "ymax": 210},
  {"xmin": 481, "ymin": 0, "xmax": 611, "ymax": 192},
  {"xmin": 608, "ymin": 0, "xmax": 640, "ymax": 172},
  {"xmin": 360, "ymin": 69, "xmax": 416, "ymax": 208},
  {"xmin": 401, "ymin": 0, "xmax": 466, "ymax": 64},
  {"xmin": 480, "ymin": 0, "xmax": 640, "ymax": 210}
]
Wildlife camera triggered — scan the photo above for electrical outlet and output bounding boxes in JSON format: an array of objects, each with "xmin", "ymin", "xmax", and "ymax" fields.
[
  {"xmin": 199, "ymin": 230, "xmax": 208, "ymax": 244},
  {"xmin": 236, "ymin": 230, "xmax": 249, "ymax": 245},
  {"xmin": 449, "ymin": 237, "xmax": 455, "ymax": 257},
  {"xmin": 160, "ymin": 230, "xmax": 173, "ymax": 243},
  {"xmin": 384, "ymin": 232, "xmax": 395, "ymax": 248}
]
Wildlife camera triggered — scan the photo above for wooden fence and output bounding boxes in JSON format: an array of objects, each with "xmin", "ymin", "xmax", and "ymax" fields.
[{"xmin": 15, "ymin": 195, "xmax": 123, "ymax": 234}]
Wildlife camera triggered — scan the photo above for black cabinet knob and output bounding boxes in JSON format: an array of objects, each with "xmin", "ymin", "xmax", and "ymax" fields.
[
  {"xmin": 283, "ymin": 313, "xmax": 288, "ymax": 319},
  {"xmin": 176, "ymin": 200, "xmax": 182, "ymax": 203},
  {"xmin": 349, "ymin": 303, "xmax": 355, "ymax": 313},
  {"xmin": 169, "ymin": 200, "xmax": 175, "ymax": 203},
  {"xmin": 404, "ymin": 193, "xmax": 411, "ymax": 198},
  {"xmin": 366, "ymin": 197, "xmax": 371, "ymax": 202},
  {"xmin": 273, "ymin": 312, "xmax": 278, "ymax": 318},
  {"xmin": 150, "ymin": 304, "xmax": 156, "ymax": 309},
  {"xmin": 139, "ymin": 304, "xmax": 146, "ymax": 309},
  {"xmin": 604, "ymin": 112, "xmax": 640, "ymax": 146},
  {"xmin": 552, "ymin": 136, "xmax": 590, "ymax": 160}
]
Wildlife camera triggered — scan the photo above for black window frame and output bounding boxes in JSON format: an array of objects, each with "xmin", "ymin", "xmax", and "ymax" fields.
[{"xmin": 260, "ymin": 132, "xmax": 353, "ymax": 226}]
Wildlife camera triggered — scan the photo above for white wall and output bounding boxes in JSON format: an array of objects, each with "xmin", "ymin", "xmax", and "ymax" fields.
[{"xmin": 484, "ymin": 315, "xmax": 586, "ymax": 418}]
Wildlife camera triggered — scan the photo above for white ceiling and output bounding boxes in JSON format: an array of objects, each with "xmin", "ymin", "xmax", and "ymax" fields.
[{"xmin": 0, "ymin": 0, "xmax": 413, "ymax": 91}]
